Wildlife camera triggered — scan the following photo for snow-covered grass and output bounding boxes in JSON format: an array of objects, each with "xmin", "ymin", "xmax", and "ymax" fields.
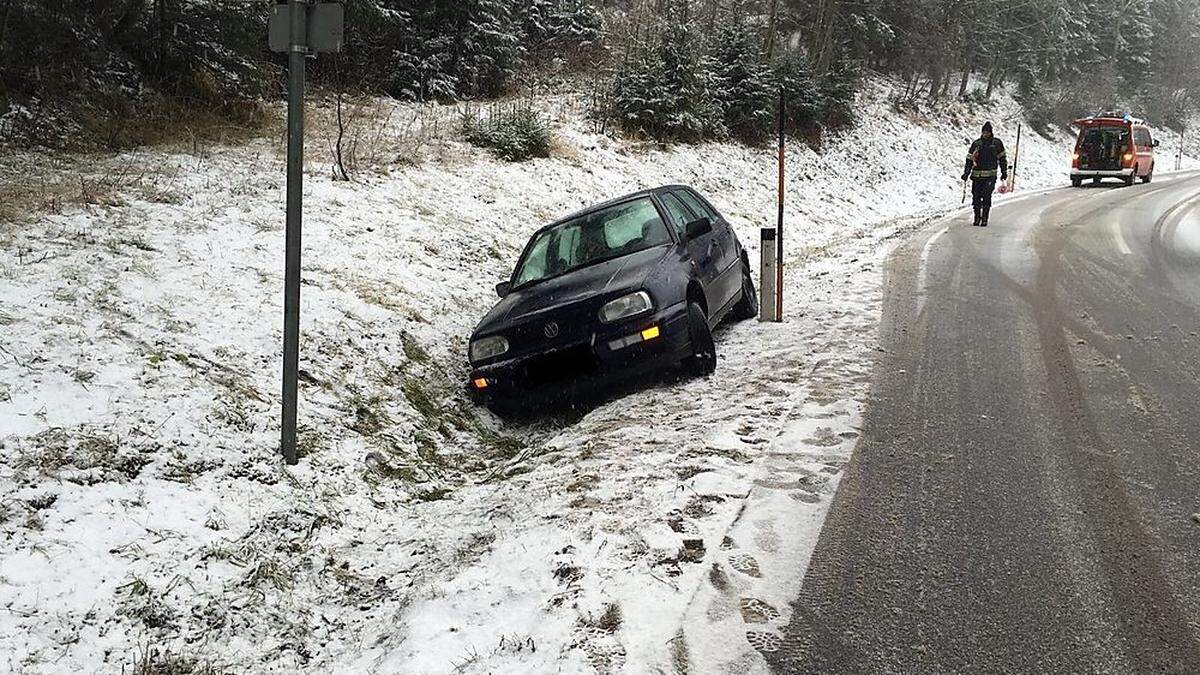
[{"xmin": 1, "ymin": 78, "xmax": 1194, "ymax": 673}]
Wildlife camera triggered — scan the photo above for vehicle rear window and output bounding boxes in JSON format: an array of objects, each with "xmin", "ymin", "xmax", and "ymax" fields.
[
  {"xmin": 1078, "ymin": 125, "xmax": 1128, "ymax": 147},
  {"xmin": 512, "ymin": 197, "xmax": 672, "ymax": 287}
]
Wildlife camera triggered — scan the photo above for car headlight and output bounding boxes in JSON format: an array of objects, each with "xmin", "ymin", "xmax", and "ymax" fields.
[
  {"xmin": 470, "ymin": 335, "xmax": 509, "ymax": 362},
  {"xmin": 599, "ymin": 291, "xmax": 653, "ymax": 324}
]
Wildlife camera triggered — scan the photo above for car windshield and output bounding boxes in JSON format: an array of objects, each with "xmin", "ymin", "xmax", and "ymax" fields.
[{"xmin": 512, "ymin": 197, "xmax": 672, "ymax": 287}]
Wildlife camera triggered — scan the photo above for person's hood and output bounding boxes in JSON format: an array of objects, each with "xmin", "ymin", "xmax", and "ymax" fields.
[{"xmin": 473, "ymin": 245, "xmax": 670, "ymax": 337}]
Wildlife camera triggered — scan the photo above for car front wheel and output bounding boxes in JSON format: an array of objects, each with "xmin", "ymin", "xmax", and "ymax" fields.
[
  {"xmin": 684, "ymin": 301, "xmax": 716, "ymax": 376},
  {"xmin": 731, "ymin": 262, "xmax": 758, "ymax": 321}
]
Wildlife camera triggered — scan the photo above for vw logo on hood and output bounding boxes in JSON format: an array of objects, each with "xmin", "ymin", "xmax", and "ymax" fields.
[{"xmin": 543, "ymin": 322, "xmax": 560, "ymax": 338}]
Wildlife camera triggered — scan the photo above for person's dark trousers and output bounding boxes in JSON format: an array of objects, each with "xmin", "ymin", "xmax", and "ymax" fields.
[{"xmin": 972, "ymin": 178, "xmax": 997, "ymax": 226}]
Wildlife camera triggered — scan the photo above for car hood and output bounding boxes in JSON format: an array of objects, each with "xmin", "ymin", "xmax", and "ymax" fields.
[{"xmin": 475, "ymin": 245, "xmax": 669, "ymax": 335}]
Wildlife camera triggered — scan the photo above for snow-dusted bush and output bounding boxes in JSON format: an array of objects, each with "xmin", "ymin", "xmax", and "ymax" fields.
[
  {"xmin": 519, "ymin": 0, "xmax": 605, "ymax": 64},
  {"xmin": 463, "ymin": 104, "xmax": 552, "ymax": 161},
  {"xmin": 774, "ymin": 54, "xmax": 823, "ymax": 134},
  {"xmin": 817, "ymin": 62, "xmax": 862, "ymax": 132},
  {"xmin": 708, "ymin": 21, "xmax": 776, "ymax": 145},
  {"xmin": 600, "ymin": 11, "xmax": 859, "ymax": 148},
  {"xmin": 0, "ymin": 0, "xmax": 270, "ymax": 149},
  {"xmin": 0, "ymin": 0, "xmax": 607, "ymax": 149},
  {"xmin": 331, "ymin": 0, "xmax": 604, "ymax": 102},
  {"xmin": 606, "ymin": 20, "xmax": 723, "ymax": 143}
]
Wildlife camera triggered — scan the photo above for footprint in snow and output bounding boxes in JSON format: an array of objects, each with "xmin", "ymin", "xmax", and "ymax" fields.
[
  {"xmin": 728, "ymin": 553, "xmax": 762, "ymax": 578},
  {"xmin": 746, "ymin": 630, "xmax": 782, "ymax": 653},
  {"xmin": 790, "ymin": 490, "xmax": 822, "ymax": 504},
  {"xmin": 739, "ymin": 597, "xmax": 781, "ymax": 624}
]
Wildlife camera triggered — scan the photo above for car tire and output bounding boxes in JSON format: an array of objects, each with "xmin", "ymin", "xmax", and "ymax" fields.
[
  {"xmin": 1124, "ymin": 167, "xmax": 1136, "ymax": 186},
  {"xmin": 731, "ymin": 262, "xmax": 758, "ymax": 321},
  {"xmin": 1092, "ymin": 177, "xmax": 1102, "ymax": 185},
  {"xmin": 1071, "ymin": 177, "xmax": 1083, "ymax": 188},
  {"xmin": 1142, "ymin": 171, "xmax": 1152, "ymax": 184},
  {"xmin": 684, "ymin": 301, "xmax": 716, "ymax": 377}
]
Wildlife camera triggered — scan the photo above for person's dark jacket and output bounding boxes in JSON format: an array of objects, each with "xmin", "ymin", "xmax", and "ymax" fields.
[{"xmin": 963, "ymin": 137, "xmax": 1009, "ymax": 181}]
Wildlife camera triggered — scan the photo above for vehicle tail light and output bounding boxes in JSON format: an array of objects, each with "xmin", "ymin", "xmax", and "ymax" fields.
[
  {"xmin": 1123, "ymin": 152, "xmax": 1134, "ymax": 165},
  {"xmin": 472, "ymin": 377, "xmax": 489, "ymax": 390},
  {"xmin": 1071, "ymin": 152, "xmax": 1080, "ymax": 168}
]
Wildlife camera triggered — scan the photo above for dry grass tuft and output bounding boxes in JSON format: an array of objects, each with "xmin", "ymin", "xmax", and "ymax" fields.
[
  {"xmin": 13, "ymin": 427, "xmax": 150, "ymax": 483},
  {"xmin": 126, "ymin": 644, "xmax": 228, "ymax": 675}
]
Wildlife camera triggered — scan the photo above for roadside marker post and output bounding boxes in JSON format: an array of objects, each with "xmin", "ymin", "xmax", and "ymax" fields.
[
  {"xmin": 268, "ymin": 1, "xmax": 343, "ymax": 465},
  {"xmin": 1008, "ymin": 123, "xmax": 1021, "ymax": 192},
  {"xmin": 759, "ymin": 228, "xmax": 778, "ymax": 322},
  {"xmin": 1178, "ymin": 126, "xmax": 1185, "ymax": 172}
]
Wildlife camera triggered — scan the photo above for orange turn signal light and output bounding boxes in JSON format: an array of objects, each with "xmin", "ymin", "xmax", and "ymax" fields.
[
  {"xmin": 641, "ymin": 325, "xmax": 661, "ymax": 341},
  {"xmin": 472, "ymin": 377, "xmax": 489, "ymax": 390}
]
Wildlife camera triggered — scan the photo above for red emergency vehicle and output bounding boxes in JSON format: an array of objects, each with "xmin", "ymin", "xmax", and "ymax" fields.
[{"xmin": 1070, "ymin": 114, "xmax": 1158, "ymax": 187}]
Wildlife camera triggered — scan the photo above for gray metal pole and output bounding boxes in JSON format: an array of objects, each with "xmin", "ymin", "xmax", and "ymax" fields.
[{"xmin": 281, "ymin": 0, "xmax": 307, "ymax": 466}]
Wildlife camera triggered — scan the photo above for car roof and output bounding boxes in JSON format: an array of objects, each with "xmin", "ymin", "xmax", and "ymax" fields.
[
  {"xmin": 1073, "ymin": 116, "xmax": 1152, "ymax": 128},
  {"xmin": 1074, "ymin": 117, "xmax": 1130, "ymax": 126},
  {"xmin": 540, "ymin": 184, "xmax": 695, "ymax": 231}
]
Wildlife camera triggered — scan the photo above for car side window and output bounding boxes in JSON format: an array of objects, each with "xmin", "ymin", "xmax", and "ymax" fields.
[
  {"xmin": 659, "ymin": 193, "xmax": 697, "ymax": 239},
  {"xmin": 675, "ymin": 189, "xmax": 720, "ymax": 223}
]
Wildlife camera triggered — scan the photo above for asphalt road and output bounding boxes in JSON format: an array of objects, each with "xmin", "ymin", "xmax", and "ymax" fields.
[{"xmin": 767, "ymin": 174, "xmax": 1200, "ymax": 673}]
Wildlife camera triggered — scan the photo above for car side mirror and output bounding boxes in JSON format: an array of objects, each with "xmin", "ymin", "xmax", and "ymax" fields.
[
  {"xmin": 1153, "ymin": 139, "xmax": 1160, "ymax": 147},
  {"xmin": 685, "ymin": 217, "xmax": 713, "ymax": 241},
  {"xmin": 495, "ymin": 281, "xmax": 512, "ymax": 297}
]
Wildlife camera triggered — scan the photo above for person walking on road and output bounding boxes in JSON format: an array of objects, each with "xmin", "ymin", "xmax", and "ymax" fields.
[{"xmin": 962, "ymin": 122, "xmax": 1009, "ymax": 227}]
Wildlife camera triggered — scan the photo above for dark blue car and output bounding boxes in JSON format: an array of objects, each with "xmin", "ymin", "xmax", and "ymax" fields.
[{"xmin": 467, "ymin": 185, "xmax": 757, "ymax": 414}]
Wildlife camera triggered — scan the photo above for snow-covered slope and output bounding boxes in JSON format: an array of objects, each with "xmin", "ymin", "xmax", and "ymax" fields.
[{"xmin": 1, "ymin": 79, "xmax": 1193, "ymax": 673}]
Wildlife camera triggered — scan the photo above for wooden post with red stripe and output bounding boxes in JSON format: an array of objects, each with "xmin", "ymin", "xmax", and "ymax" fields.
[{"xmin": 775, "ymin": 90, "xmax": 785, "ymax": 322}]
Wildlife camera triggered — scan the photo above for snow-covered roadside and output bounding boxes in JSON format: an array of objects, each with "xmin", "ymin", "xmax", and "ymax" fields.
[{"xmin": 2, "ymin": 79, "xmax": 1193, "ymax": 674}]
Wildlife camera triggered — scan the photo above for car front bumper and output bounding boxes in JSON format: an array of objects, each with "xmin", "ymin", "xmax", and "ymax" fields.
[{"xmin": 467, "ymin": 302, "xmax": 692, "ymax": 403}]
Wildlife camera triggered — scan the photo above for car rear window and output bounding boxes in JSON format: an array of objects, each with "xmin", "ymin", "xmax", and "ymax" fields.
[
  {"xmin": 1078, "ymin": 125, "xmax": 1129, "ymax": 150},
  {"xmin": 512, "ymin": 197, "xmax": 672, "ymax": 287}
]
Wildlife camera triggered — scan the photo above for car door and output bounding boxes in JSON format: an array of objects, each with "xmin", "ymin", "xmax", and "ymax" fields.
[
  {"xmin": 675, "ymin": 188, "xmax": 741, "ymax": 312},
  {"xmin": 1137, "ymin": 127, "xmax": 1154, "ymax": 174},
  {"xmin": 658, "ymin": 191, "xmax": 723, "ymax": 314}
]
